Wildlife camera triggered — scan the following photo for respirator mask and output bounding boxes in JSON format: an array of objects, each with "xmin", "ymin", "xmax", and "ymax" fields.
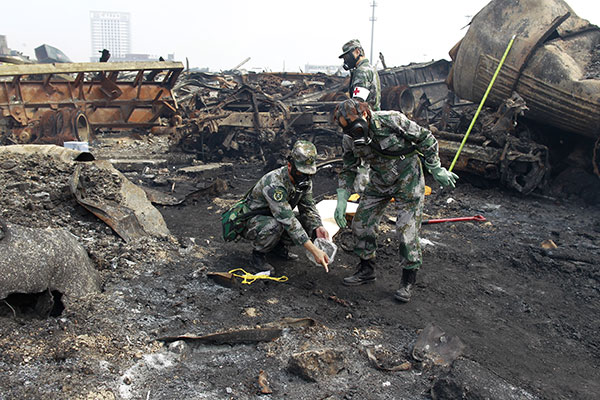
[
  {"xmin": 342, "ymin": 52, "xmax": 358, "ymax": 71},
  {"xmin": 343, "ymin": 117, "xmax": 371, "ymax": 146}
]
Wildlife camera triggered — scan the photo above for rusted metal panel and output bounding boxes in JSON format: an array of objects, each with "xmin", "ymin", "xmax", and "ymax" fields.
[
  {"xmin": 381, "ymin": 85, "xmax": 415, "ymax": 115},
  {"xmin": 0, "ymin": 61, "xmax": 184, "ymax": 144},
  {"xmin": 207, "ymin": 111, "xmax": 333, "ymax": 129},
  {"xmin": 378, "ymin": 59, "xmax": 452, "ymax": 110},
  {"xmin": 0, "ymin": 61, "xmax": 182, "ymax": 78}
]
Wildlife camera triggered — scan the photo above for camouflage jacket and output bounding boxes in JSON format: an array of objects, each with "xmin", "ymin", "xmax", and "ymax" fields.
[
  {"xmin": 349, "ymin": 58, "xmax": 381, "ymax": 111},
  {"xmin": 339, "ymin": 111, "xmax": 441, "ymax": 191},
  {"xmin": 245, "ymin": 166, "xmax": 322, "ymax": 245}
]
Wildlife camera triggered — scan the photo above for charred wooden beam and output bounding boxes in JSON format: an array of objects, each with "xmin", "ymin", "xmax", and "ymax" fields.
[
  {"xmin": 437, "ymin": 134, "xmax": 549, "ymax": 194},
  {"xmin": 438, "ymin": 139, "xmax": 501, "ymax": 180}
]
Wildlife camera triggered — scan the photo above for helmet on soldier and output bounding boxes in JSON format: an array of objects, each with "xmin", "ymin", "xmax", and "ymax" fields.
[{"xmin": 290, "ymin": 140, "xmax": 317, "ymax": 175}]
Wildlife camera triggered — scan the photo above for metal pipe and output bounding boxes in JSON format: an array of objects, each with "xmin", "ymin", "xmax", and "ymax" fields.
[{"xmin": 449, "ymin": 35, "xmax": 516, "ymax": 172}]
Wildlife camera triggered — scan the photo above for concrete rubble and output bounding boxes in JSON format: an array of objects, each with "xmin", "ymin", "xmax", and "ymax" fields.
[
  {"xmin": 288, "ymin": 349, "xmax": 346, "ymax": 382},
  {"xmin": 0, "ymin": 220, "xmax": 101, "ymax": 310}
]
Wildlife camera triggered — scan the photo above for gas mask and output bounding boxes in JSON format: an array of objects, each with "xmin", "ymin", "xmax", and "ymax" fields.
[
  {"xmin": 290, "ymin": 161, "xmax": 311, "ymax": 192},
  {"xmin": 343, "ymin": 117, "xmax": 371, "ymax": 146},
  {"xmin": 342, "ymin": 52, "xmax": 358, "ymax": 71}
]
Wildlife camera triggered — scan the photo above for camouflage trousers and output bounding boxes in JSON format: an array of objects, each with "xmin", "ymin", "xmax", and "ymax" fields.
[
  {"xmin": 241, "ymin": 213, "xmax": 311, "ymax": 253},
  {"xmin": 352, "ymin": 155, "xmax": 424, "ymax": 270},
  {"xmin": 354, "ymin": 163, "xmax": 370, "ymax": 194}
]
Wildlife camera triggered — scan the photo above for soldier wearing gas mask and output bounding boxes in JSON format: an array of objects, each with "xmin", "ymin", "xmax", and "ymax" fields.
[
  {"xmin": 333, "ymin": 99, "xmax": 458, "ymax": 302},
  {"xmin": 238, "ymin": 140, "xmax": 330, "ymax": 274},
  {"xmin": 339, "ymin": 39, "xmax": 381, "ymax": 111}
]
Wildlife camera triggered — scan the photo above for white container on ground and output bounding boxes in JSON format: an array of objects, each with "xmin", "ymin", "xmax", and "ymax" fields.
[{"xmin": 63, "ymin": 141, "xmax": 90, "ymax": 152}]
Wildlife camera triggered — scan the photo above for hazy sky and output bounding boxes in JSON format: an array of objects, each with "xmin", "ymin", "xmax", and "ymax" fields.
[{"xmin": 2, "ymin": 0, "xmax": 599, "ymax": 72}]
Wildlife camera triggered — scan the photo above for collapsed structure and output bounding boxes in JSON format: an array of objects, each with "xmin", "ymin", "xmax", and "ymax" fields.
[{"xmin": 0, "ymin": 0, "xmax": 598, "ymax": 197}]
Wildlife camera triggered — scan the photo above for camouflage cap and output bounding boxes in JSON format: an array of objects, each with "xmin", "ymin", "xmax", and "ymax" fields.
[
  {"xmin": 333, "ymin": 98, "xmax": 370, "ymax": 121},
  {"xmin": 291, "ymin": 140, "xmax": 318, "ymax": 175},
  {"xmin": 339, "ymin": 39, "xmax": 362, "ymax": 58}
]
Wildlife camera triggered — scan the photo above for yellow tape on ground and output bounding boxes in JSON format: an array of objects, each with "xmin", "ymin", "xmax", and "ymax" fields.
[{"xmin": 228, "ymin": 268, "xmax": 289, "ymax": 285}]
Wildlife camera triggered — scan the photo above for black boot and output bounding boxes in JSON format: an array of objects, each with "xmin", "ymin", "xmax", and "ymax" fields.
[
  {"xmin": 395, "ymin": 268, "xmax": 417, "ymax": 302},
  {"xmin": 343, "ymin": 259, "xmax": 376, "ymax": 286},
  {"xmin": 250, "ymin": 250, "xmax": 275, "ymax": 274},
  {"xmin": 270, "ymin": 242, "xmax": 299, "ymax": 260}
]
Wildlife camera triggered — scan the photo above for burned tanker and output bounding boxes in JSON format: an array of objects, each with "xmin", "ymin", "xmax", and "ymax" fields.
[{"xmin": 449, "ymin": 0, "xmax": 600, "ymax": 139}]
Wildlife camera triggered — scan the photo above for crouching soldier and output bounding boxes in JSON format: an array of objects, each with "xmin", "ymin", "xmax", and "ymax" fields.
[
  {"xmin": 236, "ymin": 140, "xmax": 330, "ymax": 274},
  {"xmin": 333, "ymin": 99, "xmax": 458, "ymax": 302}
]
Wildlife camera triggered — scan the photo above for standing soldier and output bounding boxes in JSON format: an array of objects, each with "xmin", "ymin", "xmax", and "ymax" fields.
[
  {"xmin": 333, "ymin": 99, "xmax": 458, "ymax": 302},
  {"xmin": 339, "ymin": 39, "xmax": 382, "ymax": 111},
  {"xmin": 236, "ymin": 140, "xmax": 330, "ymax": 274}
]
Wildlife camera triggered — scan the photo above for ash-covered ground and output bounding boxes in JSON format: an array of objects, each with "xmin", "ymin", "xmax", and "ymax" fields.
[{"xmin": 1, "ymin": 133, "xmax": 599, "ymax": 400}]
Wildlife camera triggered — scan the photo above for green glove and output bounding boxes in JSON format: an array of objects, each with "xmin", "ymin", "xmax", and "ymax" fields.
[
  {"xmin": 335, "ymin": 188, "xmax": 350, "ymax": 228},
  {"xmin": 430, "ymin": 166, "xmax": 459, "ymax": 189}
]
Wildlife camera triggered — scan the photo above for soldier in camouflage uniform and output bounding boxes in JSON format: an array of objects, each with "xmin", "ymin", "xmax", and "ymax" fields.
[
  {"xmin": 239, "ymin": 140, "xmax": 330, "ymax": 273},
  {"xmin": 339, "ymin": 39, "xmax": 381, "ymax": 193},
  {"xmin": 333, "ymin": 99, "xmax": 458, "ymax": 302},
  {"xmin": 339, "ymin": 39, "xmax": 381, "ymax": 111}
]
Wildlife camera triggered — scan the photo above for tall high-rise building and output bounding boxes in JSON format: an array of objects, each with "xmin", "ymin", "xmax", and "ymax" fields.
[
  {"xmin": 89, "ymin": 11, "xmax": 131, "ymax": 61},
  {"xmin": 0, "ymin": 35, "xmax": 9, "ymax": 55}
]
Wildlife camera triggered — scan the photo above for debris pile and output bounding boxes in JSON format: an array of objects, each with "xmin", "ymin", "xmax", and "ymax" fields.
[
  {"xmin": 1, "ymin": 1, "xmax": 600, "ymax": 397},
  {"xmin": 166, "ymin": 67, "xmax": 577, "ymax": 197},
  {"xmin": 0, "ymin": 146, "xmax": 178, "ymax": 274},
  {"xmin": 163, "ymin": 43, "xmax": 596, "ymax": 199},
  {"xmin": 170, "ymin": 71, "xmax": 347, "ymax": 163}
]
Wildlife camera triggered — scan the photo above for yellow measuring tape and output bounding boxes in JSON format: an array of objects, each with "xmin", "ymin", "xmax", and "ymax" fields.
[{"xmin": 228, "ymin": 268, "xmax": 289, "ymax": 285}]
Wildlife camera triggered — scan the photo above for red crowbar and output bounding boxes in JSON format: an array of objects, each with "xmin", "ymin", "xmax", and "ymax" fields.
[{"xmin": 423, "ymin": 215, "xmax": 486, "ymax": 224}]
